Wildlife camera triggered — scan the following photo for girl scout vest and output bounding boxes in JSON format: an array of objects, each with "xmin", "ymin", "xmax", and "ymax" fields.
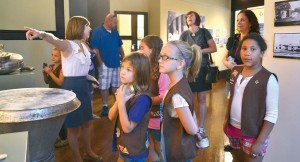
[
  {"xmin": 115, "ymin": 92, "xmax": 152, "ymax": 156},
  {"xmin": 163, "ymin": 77, "xmax": 197, "ymax": 161},
  {"xmin": 227, "ymin": 66, "xmax": 278, "ymax": 137}
]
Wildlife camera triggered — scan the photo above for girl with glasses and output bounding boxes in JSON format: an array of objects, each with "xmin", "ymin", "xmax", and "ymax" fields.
[{"xmin": 159, "ymin": 40, "xmax": 202, "ymax": 161}]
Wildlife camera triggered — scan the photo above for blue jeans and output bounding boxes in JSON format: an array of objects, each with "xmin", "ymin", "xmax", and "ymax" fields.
[{"xmin": 119, "ymin": 153, "xmax": 147, "ymax": 162}]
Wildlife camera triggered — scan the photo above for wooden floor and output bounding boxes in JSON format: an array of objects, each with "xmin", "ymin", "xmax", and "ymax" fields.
[{"xmin": 55, "ymin": 80, "xmax": 232, "ymax": 162}]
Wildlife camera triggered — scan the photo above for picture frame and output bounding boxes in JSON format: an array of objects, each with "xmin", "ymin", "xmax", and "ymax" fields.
[
  {"xmin": 274, "ymin": 0, "xmax": 300, "ymax": 26},
  {"xmin": 167, "ymin": 11, "xmax": 205, "ymax": 41},
  {"xmin": 0, "ymin": 0, "xmax": 65, "ymax": 40},
  {"xmin": 273, "ymin": 33, "xmax": 300, "ymax": 59}
]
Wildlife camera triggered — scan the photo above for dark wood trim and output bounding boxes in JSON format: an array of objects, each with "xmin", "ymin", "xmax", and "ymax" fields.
[
  {"xmin": 114, "ymin": 11, "xmax": 148, "ymax": 51},
  {"xmin": 231, "ymin": 0, "xmax": 264, "ymax": 11},
  {"xmin": 0, "ymin": 0, "xmax": 65, "ymax": 40},
  {"xmin": 131, "ymin": 15, "xmax": 138, "ymax": 51},
  {"xmin": 120, "ymin": 36, "xmax": 133, "ymax": 40},
  {"xmin": 230, "ymin": 0, "xmax": 264, "ymax": 36}
]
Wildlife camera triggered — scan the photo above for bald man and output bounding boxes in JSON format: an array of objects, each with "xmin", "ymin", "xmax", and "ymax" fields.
[{"xmin": 91, "ymin": 13, "xmax": 125, "ymax": 116}]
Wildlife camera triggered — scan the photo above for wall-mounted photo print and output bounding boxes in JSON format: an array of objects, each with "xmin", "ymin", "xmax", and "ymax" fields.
[
  {"xmin": 275, "ymin": 0, "xmax": 300, "ymax": 26},
  {"xmin": 274, "ymin": 33, "xmax": 300, "ymax": 59},
  {"xmin": 167, "ymin": 11, "xmax": 205, "ymax": 41}
]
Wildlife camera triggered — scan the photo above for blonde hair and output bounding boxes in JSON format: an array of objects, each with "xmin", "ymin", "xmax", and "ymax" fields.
[
  {"xmin": 122, "ymin": 52, "xmax": 150, "ymax": 93},
  {"xmin": 167, "ymin": 40, "xmax": 202, "ymax": 82},
  {"xmin": 65, "ymin": 16, "xmax": 90, "ymax": 40}
]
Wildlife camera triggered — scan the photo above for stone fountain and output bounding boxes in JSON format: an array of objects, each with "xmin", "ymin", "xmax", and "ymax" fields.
[{"xmin": 0, "ymin": 88, "xmax": 80, "ymax": 162}]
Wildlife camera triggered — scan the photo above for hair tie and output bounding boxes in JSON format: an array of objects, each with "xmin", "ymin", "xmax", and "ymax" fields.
[{"xmin": 191, "ymin": 46, "xmax": 194, "ymax": 52}]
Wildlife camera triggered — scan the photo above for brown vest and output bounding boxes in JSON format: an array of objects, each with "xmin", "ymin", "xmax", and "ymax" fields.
[
  {"xmin": 116, "ymin": 93, "xmax": 152, "ymax": 156},
  {"xmin": 163, "ymin": 77, "xmax": 197, "ymax": 161},
  {"xmin": 48, "ymin": 64, "xmax": 62, "ymax": 88},
  {"xmin": 149, "ymin": 74, "xmax": 160, "ymax": 118},
  {"xmin": 227, "ymin": 66, "xmax": 277, "ymax": 137}
]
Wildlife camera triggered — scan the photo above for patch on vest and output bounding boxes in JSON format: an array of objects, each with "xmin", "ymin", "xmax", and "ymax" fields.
[
  {"xmin": 255, "ymin": 80, "xmax": 259, "ymax": 84},
  {"xmin": 150, "ymin": 111, "xmax": 160, "ymax": 117},
  {"xmin": 118, "ymin": 144, "xmax": 129, "ymax": 154},
  {"xmin": 230, "ymin": 69, "xmax": 239, "ymax": 84}
]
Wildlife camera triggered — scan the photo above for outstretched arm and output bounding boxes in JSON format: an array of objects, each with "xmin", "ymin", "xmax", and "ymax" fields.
[{"xmin": 24, "ymin": 27, "xmax": 71, "ymax": 57}]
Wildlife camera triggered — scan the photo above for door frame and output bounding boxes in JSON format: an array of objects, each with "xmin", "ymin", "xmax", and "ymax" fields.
[{"xmin": 114, "ymin": 11, "xmax": 148, "ymax": 51}]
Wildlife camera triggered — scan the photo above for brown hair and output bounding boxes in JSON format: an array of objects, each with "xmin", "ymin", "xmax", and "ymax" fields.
[
  {"xmin": 167, "ymin": 40, "xmax": 202, "ymax": 82},
  {"xmin": 238, "ymin": 10, "xmax": 260, "ymax": 34},
  {"xmin": 185, "ymin": 11, "xmax": 201, "ymax": 27},
  {"xmin": 122, "ymin": 52, "xmax": 150, "ymax": 93},
  {"xmin": 239, "ymin": 33, "xmax": 267, "ymax": 54},
  {"xmin": 65, "ymin": 16, "xmax": 90, "ymax": 40},
  {"xmin": 141, "ymin": 35, "xmax": 163, "ymax": 80}
]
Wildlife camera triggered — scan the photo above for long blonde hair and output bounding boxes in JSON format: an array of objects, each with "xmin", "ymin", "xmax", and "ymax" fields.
[{"xmin": 168, "ymin": 40, "xmax": 202, "ymax": 82}]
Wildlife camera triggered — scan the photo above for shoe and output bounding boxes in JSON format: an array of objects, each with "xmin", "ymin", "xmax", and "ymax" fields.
[
  {"xmin": 198, "ymin": 128, "xmax": 209, "ymax": 149},
  {"xmin": 92, "ymin": 114, "xmax": 100, "ymax": 120},
  {"xmin": 83, "ymin": 154, "xmax": 103, "ymax": 162},
  {"xmin": 224, "ymin": 145, "xmax": 233, "ymax": 152},
  {"xmin": 54, "ymin": 139, "xmax": 68, "ymax": 148},
  {"xmin": 101, "ymin": 106, "xmax": 108, "ymax": 116}
]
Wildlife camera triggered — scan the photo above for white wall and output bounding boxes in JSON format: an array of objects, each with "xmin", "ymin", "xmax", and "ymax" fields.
[
  {"xmin": 1, "ymin": 0, "xmax": 70, "ymax": 88},
  {"xmin": 263, "ymin": 1, "xmax": 300, "ymax": 161},
  {"xmin": 160, "ymin": 0, "xmax": 231, "ymax": 70}
]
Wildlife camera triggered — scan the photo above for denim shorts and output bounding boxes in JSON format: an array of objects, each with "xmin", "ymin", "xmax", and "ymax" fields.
[
  {"xmin": 148, "ymin": 128, "xmax": 161, "ymax": 141},
  {"xmin": 119, "ymin": 153, "xmax": 147, "ymax": 162}
]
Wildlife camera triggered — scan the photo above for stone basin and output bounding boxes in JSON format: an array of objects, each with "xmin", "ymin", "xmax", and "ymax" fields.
[{"xmin": 0, "ymin": 88, "xmax": 81, "ymax": 162}]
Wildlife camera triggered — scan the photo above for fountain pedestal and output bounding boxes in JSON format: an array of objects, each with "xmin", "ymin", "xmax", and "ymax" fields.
[{"xmin": 0, "ymin": 88, "xmax": 80, "ymax": 162}]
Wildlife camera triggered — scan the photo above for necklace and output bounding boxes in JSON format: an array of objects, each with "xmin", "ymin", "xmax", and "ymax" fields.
[{"xmin": 191, "ymin": 27, "xmax": 199, "ymax": 37}]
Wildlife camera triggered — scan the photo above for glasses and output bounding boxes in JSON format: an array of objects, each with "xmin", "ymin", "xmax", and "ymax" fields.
[{"xmin": 159, "ymin": 55, "xmax": 179, "ymax": 61}]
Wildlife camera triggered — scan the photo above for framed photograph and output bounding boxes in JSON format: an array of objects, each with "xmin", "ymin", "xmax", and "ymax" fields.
[
  {"xmin": 167, "ymin": 11, "xmax": 205, "ymax": 41},
  {"xmin": 275, "ymin": 0, "xmax": 300, "ymax": 26},
  {"xmin": 274, "ymin": 33, "xmax": 300, "ymax": 59}
]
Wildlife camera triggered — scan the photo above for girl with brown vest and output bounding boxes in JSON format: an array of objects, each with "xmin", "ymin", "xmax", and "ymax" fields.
[
  {"xmin": 224, "ymin": 33, "xmax": 279, "ymax": 162},
  {"xmin": 140, "ymin": 35, "xmax": 170, "ymax": 162},
  {"xmin": 159, "ymin": 40, "xmax": 203, "ymax": 161},
  {"xmin": 108, "ymin": 52, "xmax": 152, "ymax": 162}
]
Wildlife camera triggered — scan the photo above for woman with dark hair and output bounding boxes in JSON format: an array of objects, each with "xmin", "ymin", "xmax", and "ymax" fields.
[
  {"xmin": 223, "ymin": 9, "xmax": 260, "ymax": 93},
  {"xmin": 179, "ymin": 11, "xmax": 217, "ymax": 149},
  {"xmin": 25, "ymin": 16, "xmax": 102, "ymax": 162}
]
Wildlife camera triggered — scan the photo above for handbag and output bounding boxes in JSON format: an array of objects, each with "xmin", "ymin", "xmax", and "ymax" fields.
[{"xmin": 205, "ymin": 53, "xmax": 219, "ymax": 84}]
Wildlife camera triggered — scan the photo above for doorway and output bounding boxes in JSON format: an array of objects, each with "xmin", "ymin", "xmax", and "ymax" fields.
[{"xmin": 114, "ymin": 11, "xmax": 148, "ymax": 55}]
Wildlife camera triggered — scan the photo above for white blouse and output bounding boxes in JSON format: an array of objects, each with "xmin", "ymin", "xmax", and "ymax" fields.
[
  {"xmin": 162, "ymin": 90, "xmax": 189, "ymax": 118},
  {"xmin": 62, "ymin": 41, "xmax": 91, "ymax": 77}
]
